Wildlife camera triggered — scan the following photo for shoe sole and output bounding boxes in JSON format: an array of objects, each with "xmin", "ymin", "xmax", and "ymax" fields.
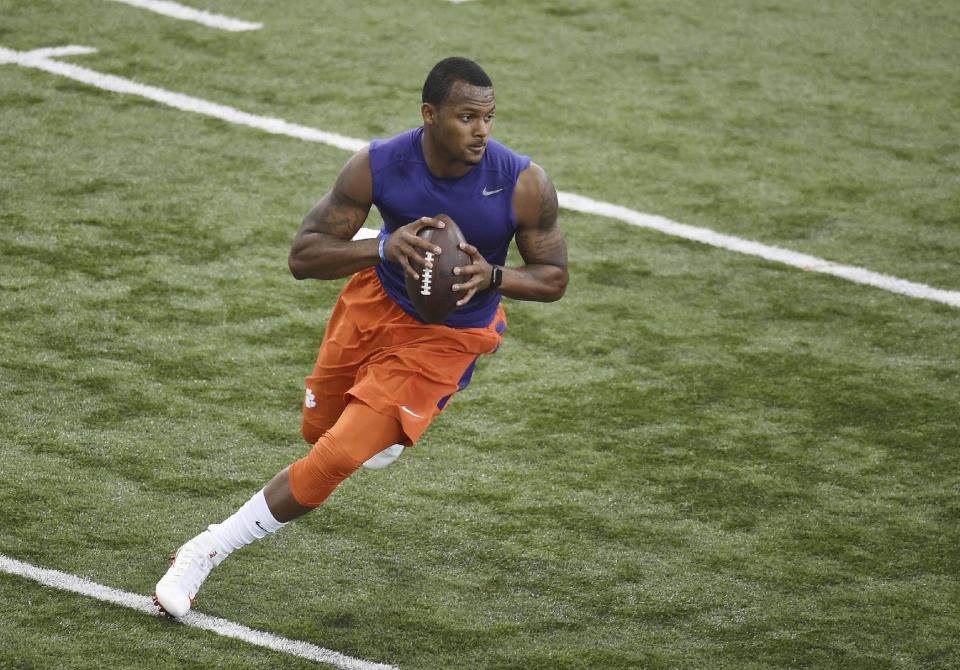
[{"xmin": 152, "ymin": 591, "xmax": 175, "ymax": 618}]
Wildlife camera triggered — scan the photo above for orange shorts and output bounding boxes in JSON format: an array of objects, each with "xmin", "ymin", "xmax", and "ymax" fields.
[{"xmin": 303, "ymin": 267, "xmax": 506, "ymax": 445}]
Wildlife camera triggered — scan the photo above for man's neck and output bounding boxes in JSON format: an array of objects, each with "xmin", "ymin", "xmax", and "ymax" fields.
[{"xmin": 420, "ymin": 131, "xmax": 473, "ymax": 179}]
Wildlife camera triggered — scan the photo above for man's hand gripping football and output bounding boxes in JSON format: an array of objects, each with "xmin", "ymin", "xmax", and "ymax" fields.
[{"xmin": 382, "ymin": 216, "xmax": 445, "ymax": 280}]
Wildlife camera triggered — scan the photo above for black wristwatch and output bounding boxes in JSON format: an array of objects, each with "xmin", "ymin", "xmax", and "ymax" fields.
[{"xmin": 488, "ymin": 265, "xmax": 503, "ymax": 293}]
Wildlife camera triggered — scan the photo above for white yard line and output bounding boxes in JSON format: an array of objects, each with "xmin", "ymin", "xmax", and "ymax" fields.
[
  {"xmin": 108, "ymin": 0, "xmax": 262, "ymax": 32},
  {"xmin": 0, "ymin": 46, "xmax": 363, "ymax": 152},
  {"xmin": 1, "ymin": 44, "xmax": 957, "ymax": 310},
  {"xmin": 0, "ymin": 554, "xmax": 399, "ymax": 670},
  {"xmin": 558, "ymin": 193, "xmax": 960, "ymax": 309},
  {"xmin": 14, "ymin": 46, "xmax": 100, "ymax": 59}
]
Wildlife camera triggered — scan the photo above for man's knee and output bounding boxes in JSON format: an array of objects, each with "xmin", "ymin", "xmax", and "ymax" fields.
[
  {"xmin": 288, "ymin": 431, "xmax": 363, "ymax": 507},
  {"xmin": 302, "ymin": 431, "xmax": 364, "ymax": 482},
  {"xmin": 289, "ymin": 401, "xmax": 405, "ymax": 507}
]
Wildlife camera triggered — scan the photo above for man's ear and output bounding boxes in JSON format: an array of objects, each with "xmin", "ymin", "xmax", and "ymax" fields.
[{"xmin": 421, "ymin": 102, "xmax": 436, "ymax": 126}]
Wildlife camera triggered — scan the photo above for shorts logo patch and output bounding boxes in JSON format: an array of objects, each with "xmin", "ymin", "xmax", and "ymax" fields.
[{"xmin": 304, "ymin": 388, "xmax": 316, "ymax": 409}]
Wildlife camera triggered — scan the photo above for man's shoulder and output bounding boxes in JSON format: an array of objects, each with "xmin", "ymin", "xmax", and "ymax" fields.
[
  {"xmin": 370, "ymin": 128, "xmax": 422, "ymax": 174},
  {"xmin": 370, "ymin": 127, "xmax": 420, "ymax": 155},
  {"xmin": 511, "ymin": 161, "xmax": 557, "ymax": 227},
  {"xmin": 484, "ymin": 138, "xmax": 531, "ymax": 179},
  {"xmin": 485, "ymin": 137, "xmax": 529, "ymax": 162}
]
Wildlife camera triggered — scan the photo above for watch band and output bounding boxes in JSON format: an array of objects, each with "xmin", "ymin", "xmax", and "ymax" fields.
[{"xmin": 489, "ymin": 265, "xmax": 503, "ymax": 292}]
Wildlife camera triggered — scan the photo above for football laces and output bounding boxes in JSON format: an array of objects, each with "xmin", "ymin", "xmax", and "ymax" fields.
[{"xmin": 420, "ymin": 251, "xmax": 434, "ymax": 296}]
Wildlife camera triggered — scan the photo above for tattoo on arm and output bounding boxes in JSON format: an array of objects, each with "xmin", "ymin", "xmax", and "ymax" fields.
[
  {"xmin": 515, "ymin": 167, "xmax": 566, "ymax": 266},
  {"xmin": 302, "ymin": 155, "xmax": 372, "ymax": 240},
  {"xmin": 537, "ymin": 171, "xmax": 559, "ymax": 232},
  {"xmin": 322, "ymin": 191, "xmax": 368, "ymax": 239}
]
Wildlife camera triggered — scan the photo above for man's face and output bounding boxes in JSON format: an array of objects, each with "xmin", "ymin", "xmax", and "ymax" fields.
[{"xmin": 424, "ymin": 81, "xmax": 496, "ymax": 167}]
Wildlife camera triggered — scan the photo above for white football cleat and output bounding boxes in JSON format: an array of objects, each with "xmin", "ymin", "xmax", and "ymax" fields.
[
  {"xmin": 153, "ymin": 530, "xmax": 225, "ymax": 618},
  {"xmin": 362, "ymin": 443, "xmax": 404, "ymax": 470}
]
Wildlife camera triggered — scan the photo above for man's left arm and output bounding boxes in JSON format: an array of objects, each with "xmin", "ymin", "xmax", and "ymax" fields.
[{"xmin": 454, "ymin": 162, "xmax": 568, "ymax": 304}]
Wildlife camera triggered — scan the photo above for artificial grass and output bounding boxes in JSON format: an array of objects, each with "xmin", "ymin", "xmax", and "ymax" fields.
[{"xmin": 1, "ymin": 1, "xmax": 958, "ymax": 668}]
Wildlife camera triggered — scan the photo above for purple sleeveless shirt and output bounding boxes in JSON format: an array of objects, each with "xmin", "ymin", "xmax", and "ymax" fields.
[{"xmin": 371, "ymin": 127, "xmax": 530, "ymax": 329}]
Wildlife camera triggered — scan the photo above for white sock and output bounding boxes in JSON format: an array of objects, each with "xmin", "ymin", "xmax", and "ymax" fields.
[{"xmin": 206, "ymin": 489, "xmax": 285, "ymax": 557}]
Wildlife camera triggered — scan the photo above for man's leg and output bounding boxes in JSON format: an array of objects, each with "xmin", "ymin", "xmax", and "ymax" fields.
[
  {"xmin": 284, "ymin": 399, "xmax": 406, "ymax": 508},
  {"xmin": 301, "ymin": 379, "xmax": 404, "ymax": 474},
  {"xmin": 154, "ymin": 400, "xmax": 404, "ymax": 616},
  {"xmin": 362, "ymin": 443, "xmax": 405, "ymax": 470}
]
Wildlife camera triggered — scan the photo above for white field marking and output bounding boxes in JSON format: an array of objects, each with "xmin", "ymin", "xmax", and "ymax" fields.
[
  {"xmin": 0, "ymin": 554, "xmax": 400, "ymax": 670},
  {"xmin": 353, "ymin": 227, "xmax": 380, "ymax": 241},
  {"xmin": 108, "ymin": 0, "xmax": 262, "ymax": 32},
  {"xmin": 2, "ymin": 45, "xmax": 958, "ymax": 310},
  {"xmin": 0, "ymin": 46, "xmax": 364, "ymax": 153},
  {"xmin": 20, "ymin": 46, "xmax": 100, "ymax": 59},
  {"xmin": 558, "ymin": 192, "xmax": 960, "ymax": 308}
]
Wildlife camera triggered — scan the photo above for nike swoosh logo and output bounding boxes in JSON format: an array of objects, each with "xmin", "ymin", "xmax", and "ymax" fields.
[
  {"xmin": 482, "ymin": 187, "xmax": 503, "ymax": 196},
  {"xmin": 400, "ymin": 405, "xmax": 423, "ymax": 419},
  {"xmin": 255, "ymin": 521, "xmax": 266, "ymax": 532}
]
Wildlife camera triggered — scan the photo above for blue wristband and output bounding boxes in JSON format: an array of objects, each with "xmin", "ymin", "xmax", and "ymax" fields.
[{"xmin": 378, "ymin": 236, "xmax": 387, "ymax": 263}]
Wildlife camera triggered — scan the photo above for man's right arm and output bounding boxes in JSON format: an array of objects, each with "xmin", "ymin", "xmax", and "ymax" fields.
[
  {"xmin": 288, "ymin": 147, "xmax": 445, "ymax": 281},
  {"xmin": 288, "ymin": 148, "xmax": 378, "ymax": 280}
]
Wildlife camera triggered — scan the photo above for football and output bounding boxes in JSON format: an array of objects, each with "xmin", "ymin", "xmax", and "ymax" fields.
[{"xmin": 404, "ymin": 214, "xmax": 470, "ymax": 323}]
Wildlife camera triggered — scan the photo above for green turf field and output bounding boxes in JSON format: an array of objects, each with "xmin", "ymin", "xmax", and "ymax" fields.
[{"xmin": 1, "ymin": 1, "xmax": 958, "ymax": 668}]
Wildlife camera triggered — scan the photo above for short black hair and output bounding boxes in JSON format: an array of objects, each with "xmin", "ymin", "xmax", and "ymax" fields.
[{"xmin": 422, "ymin": 57, "xmax": 493, "ymax": 107}]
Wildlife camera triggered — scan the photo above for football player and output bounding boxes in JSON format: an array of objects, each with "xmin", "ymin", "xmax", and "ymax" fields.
[{"xmin": 155, "ymin": 56, "xmax": 567, "ymax": 617}]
